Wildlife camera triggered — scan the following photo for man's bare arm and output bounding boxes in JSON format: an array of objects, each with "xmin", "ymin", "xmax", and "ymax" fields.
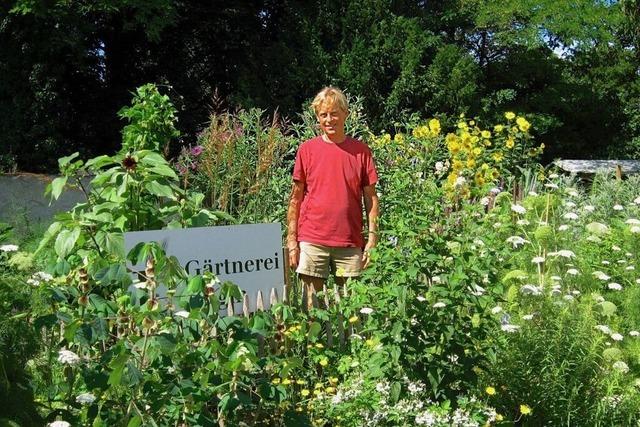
[
  {"xmin": 286, "ymin": 180, "xmax": 305, "ymax": 268},
  {"xmin": 362, "ymin": 184, "xmax": 380, "ymax": 268}
]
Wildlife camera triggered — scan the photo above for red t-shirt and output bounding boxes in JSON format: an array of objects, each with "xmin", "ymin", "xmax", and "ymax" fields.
[{"xmin": 293, "ymin": 136, "xmax": 378, "ymax": 248}]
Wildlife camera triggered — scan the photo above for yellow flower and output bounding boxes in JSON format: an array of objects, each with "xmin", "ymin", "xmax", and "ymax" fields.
[
  {"xmin": 505, "ymin": 112, "xmax": 516, "ymax": 120},
  {"xmin": 365, "ymin": 339, "xmax": 375, "ymax": 347},
  {"xmin": 495, "ymin": 414, "xmax": 504, "ymax": 421},
  {"xmin": 412, "ymin": 125, "xmax": 430, "ymax": 139},
  {"xmin": 516, "ymin": 116, "xmax": 531, "ymax": 132},
  {"xmin": 473, "ymin": 147, "xmax": 482, "ymax": 156},
  {"xmin": 481, "ymin": 130, "xmax": 491, "ymax": 139},
  {"xmin": 282, "ymin": 378, "xmax": 292, "ymax": 385},
  {"xmin": 481, "ymin": 163, "xmax": 489, "ymax": 170},
  {"xmin": 329, "ymin": 377, "xmax": 339, "ymax": 385},
  {"xmin": 315, "ymin": 343, "xmax": 324, "ymax": 349},
  {"xmin": 272, "ymin": 378, "xmax": 281, "ymax": 385},
  {"xmin": 428, "ymin": 118, "xmax": 441, "ymax": 135},
  {"xmin": 457, "ymin": 122, "xmax": 468, "ymax": 130},
  {"xmin": 485, "ymin": 386, "xmax": 496, "ymax": 395},
  {"xmin": 483, "ymin": 140, "xmax": 492, "ymax": 147},
  {"xmin": 325, "ymin": 386, "xmax": 336, "ymax": 393},
  {"xmin": 469, "ymin": 120, "xmax": 476, "ymax": 126},
  {"xmin": 394, "ymin": 133, "xmax": 405, "ymax": 143},
  {"xmin": 494, "ymin": 124, "xmax": 504, "ymax": 133},
  {"xmin": 301, "ymin": 389, "xmax": 310, "ymax": 397},
  {"xmin": 314, "ymin": 383, "xmax": 323, "ymax": 389},
  {"xmin": 459, "ymin": 113, "xmax": 465, "ymax": 118},
  {"xmin": 492, "ymin": 152, "xmax": 504, "ymax": 162},
  {"xmin": 505, "ymin": 137, "xmax": 515, "ymax": 149},
  {"xmin": 313, "ymin": 389, "xmax": 321, "ymax": 396},
  {"xmin": 520, "ymin": 404, "xmax": 532, "ymax": 415},
  {"xmin": 491, "ymin": 169, "xmax": 500, "ymax": 179},
  {"xmin": 296, "ymin": 379, "xmax": 305, "ymax": 385},
  {"xmin": 348, "ymin": 316, "xmax": 358, "ymax": 324},
  {"xmin": 466, "ymin": 158, "xmax": 476, "ymax": 168},
  {"xmin": 319, "ymin": 359, "xmax": 328, "ymax": 367},
  {"xmin": 474, "ymin": 175, "xmax": 485, "ymax": 186}
]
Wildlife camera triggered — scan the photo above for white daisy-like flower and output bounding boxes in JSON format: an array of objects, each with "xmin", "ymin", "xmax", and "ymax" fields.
[
  {"xmin": 174, "ymin": 311, "xmax": 190, "ymax": 318},
  {"xmin": 501, "ymin": 324, "xmax": 520, "ymax": 333},
  {"xmin": 630, "ymin": 226, "xmax": 640, "ymax": 234},
  {"xmin": 563, "ymin": 212, "xmax": 579, "ymax": 220},
  {"xmin": 612, "ymin": 245, "xmax": 622, "ymax": 251},
  {"xmin": 360, "ymin": 307, "xmax": 374, "ymax": 315},
  {"xmin": 516, "ymin": 219, "xmax": 530, "ymax": 226},
  {"xmin": 608, "ymin": 283, "xmax": 623, "ymax": 291},
  {"xmin": 595, "ymin": 325, "xmax": 612, "ymax": 334},
  {"xmin": 611, "ymin": 333, "xmax": 624, "ymax": 341},
  {"xmin": 480, "ymin": 197, "xmax": 490, "ymax": 206},
  {"xmin": 630, "ymin": 331, "xmax": 640, "ymax": 337},
  {"xmin": 48, "ymin": 422, "xmax": 71, "ymax": 427},
  {"xmin": 506, "ymin": 236, "xmax": 529, "ymax": 248},
  {"xmin": 531, "ymin": 256, "xmax": 545, "ymax": 264},
  {"xmin": 76, "ymin": 392, "xmax": 96, "ymax": 405},
  {"xmin": 58, "ymin": 349, "xmax": 81, "ymax": 366},
  {"xmin": 454, "ymin": 176, "xmax": 466, "ymax": 188},
  {"xmin": 511, "ymin": 204, "xmax": 527, "ymax": 214},
  {"xmin": 567, "ymin": 268, "xmax": 580, "ymax": 276},
  {"xmin": 491, "ymin": 306, "xmax": 503, "ymax": 314},
  {"xmin": 549, "ymin": 250, "xmax": 576, "ymax": 259},
  {"xmin": 522, "ymin": 314, "xmax": 534, "ymax": 321},
  {"xmin": 558, "ymin": 224, "xmax": 569, "ymax": 231},
  {"xmin": 435, "ymin": 161, "xmax": 445, "ymax": 172},
  {"xmin": 416, "ymin": 295, "xmax": 426, "ymax": 302},
  {"xmin": 0, "ymin": 244, "xmax": 18, "ymax": 252},
  {"xmin": 593, "ymin": 271, "xmax": 611, "ymax": 281},
  {"xmin": 613, "ymin": 361, "xmax": 629, "ymax": 373},
  {"xmin": 565, "ymin": 201, "xmax": 576, "ymax": 208},
  {"xmin": 433, "ymin": 302, "xmax": 446, "ymax": 308},
  {"xmin": 545, "ymin": 183, "xmax": 559, "ymax": 189},
  {"xmin": 583, "ymin": 205, "xmax": 595, "ymax": 212},
  {"xmin": 520, "ymin": 284, "xmax": 543, "ymax": 295},
  {"xmin": 614, "ymin": 204, "xmax": 624, "ymax": 211}
]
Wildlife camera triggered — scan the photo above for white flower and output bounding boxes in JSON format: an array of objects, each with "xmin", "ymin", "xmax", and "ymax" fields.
[
  {"xmin": 528, "ymin": 191, "xmax": 538, "ymax": 196},
  {"xmin": 48, "ymin": 422, "xmax": 71, "ymax": 427},
  {"xmin": 618, "ymin": 259, "xmax": 627, "ymax": 264},
  {"xmin": 416, "ymin": 295, "xmax": 426, "ymax": 302},
  {"xmin": 516, "ymin": 219, "xmax": 530, "ymax": 226},
  {"xmin": 76, "ymin": 392, "xmax": 96, "ymax": 404},
  {"xmin": 558, "ymin": 224, "xmax": 569, "ymax": 231},
  {"xmin": 0, "ymin": 244, "xmax": 18, "ymax": 252},
  {"xmin": 565, "ymin": 201, "xmax": 577, "ymax": 208},
  {"xmin": 595, "ymin": 325, "xmax": 612, "ymax": 334},
  {"xmin": 493, "ymin": 222, "xmax": 502, "ymax": 229},
  {"xmin": 431, "ymin": 276, "xmax": 442, "ymax": 283},
  {"xmin": 490, "ymin": 187, "xmax": 501, "ymax": 195},
  {"xmin": 583, "ymin": 205, "xmax": 595, "ymax": 212},
  {"xmin": 520, "ymin": 284, "xmax": 543, "ymax": 296},
  {"xmin": 608, "ymin": 283, "xmax": 623, "ymax": 291},
  {"xmin": 611, "ymin": 333, "xmax": 624, "ymax": 341},
  {"xmin": 174, "ymin": 311, "xmax": 190, "ymax": 318},
  {"xmin": 572, "ymin": 290, "xmax": 581, "ymax": 296},
  {"xmin": 33, "ymin": 271, "xmax": 54, "ymax": 282},
  {"xmin": 567, "ymin": 190, "xmax": 579, "ymax": 197},
  {"xmin": 630, "ymin": 226, "xmax": 640, "ymax": 234},
  {"xmin": 480, "ymin": 197, "xmax": 490, "ymax": 206},
  {"xmin": 595, "ymin": 295, "xmax": 605, "ymax": 303},
  {"xmin": 511, "ymin": 204, "xmax": 527, "ymax": 214},
  {"xmin": 602, "ymin": 260, "xmax": 611, "ymax": 265},
  {"xmin": 612, "ymin": 245, "xmax": 622, "ymax": 251},
  {"xmin": 630, "ymin": 331, "xmax": 640, "ymax": 337},
  {"xmin": 501, "ymin": 324, "xmax": 520, "ymax": 333},
  {"xmin": 522, "ymin": 314, "xmax": 534, "ymax": 321},
  {"xmin": 506, "ymin": 236, "xmax": 529, "ymax": 248},
  {"xmin": 433, "ymin": 302, "xmax": 446, "ymax": 308},
  {"xmin": 545, "ymin": 183, "xmax": 559, "ymax": 189},
  {"xmin": 567, "ymin": 268, "xmax": 580, "ymax": 276},
  {"xmin": 27, "ymin": 278, "xmax": 40, "ymax": 286},
  {"xmin": 491, "ymin": 306, "xmax": 503, "ymax": 314},
  {"xmin": 549, "ymin": 250, "xmax": 575, "ymax": 259},
  {"xmin": 637, "ymin": 279, "xmax": 640, "ymax": 285},
  {"xmin": 454, "ymin": 176, "xmax": 466, "ymax": 187},
  {"xmin": 634, "ymin": 196, "xmax": 640, "ymax": 205},
  {"xmin": 58, "ymin": 349, "xmax": 81, "ymax": 366},
  {"xmin": 563, "ymin": 212, "xmax": 579, "ymax": 220},
  {"xmin": 132, "ymin": 281, "xmax": 147, "ymax": 289},
  {"xmin": 626, "ymin": 219, "xmax": 640, "ymax": 225},
  {"xmin": 626, "ymin": 265, "xmax": 635, "ymax": 271},
  {"xmin": 593, "ymin": 271, "xmax": 611, "ymax": 281},
  {"xmin": 531, "ymin": 256, "xmax": 545, "ymax": 264},
  {"xmin": 470, "ymin": 284, "xmax": 486, "ymax": 296},
  {"xmin": 551, "ymin": 275, "xmax": 562, "ymax": 281},
  {"xmin": 360, "ymin": 307, "xmax": 374, "ymax": 315},
  {"xmin": 613, "ymin": 361, "xmax": 629, "ymax": 373},
  {"xmin": 435, "ymin": 161, "xmax": 444, "ymax": 172},
  {"xmin": 614, "ymin": 204, "xmax": 624, "ymax": 211},
  {"xmin": 627, "ymin": 252, "xmax": 634, "ymax": 257},
  {"xmin": 587, "ymin": 235, "xmax": 602, "ymax": 243}
]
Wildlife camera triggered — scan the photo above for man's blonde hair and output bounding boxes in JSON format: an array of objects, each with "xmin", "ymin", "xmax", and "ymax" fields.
[{"xmin": 311, "ymin": 86, "xmax": 348, "ymax": 115}]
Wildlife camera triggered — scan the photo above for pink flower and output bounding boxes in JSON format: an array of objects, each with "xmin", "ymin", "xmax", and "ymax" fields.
[{"xmin": 190, "ymin": 145, "xmax": 204, "ymax": 156}]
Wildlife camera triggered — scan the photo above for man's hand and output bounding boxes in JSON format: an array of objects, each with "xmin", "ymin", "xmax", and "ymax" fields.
[
  {"xmin": 362, "ymin": 184, "xmax": 379, "ymax": 270},
  {"xmin": 361, "ymin": 242, "xmax": 374, "ymax": 269},
  {"xmin": 287, "ymin": 180, "xmax": 305, "ymax": 270},
  {"xmin": 288, "ymin": 245, "xmax": 300, "ymax": 269}
]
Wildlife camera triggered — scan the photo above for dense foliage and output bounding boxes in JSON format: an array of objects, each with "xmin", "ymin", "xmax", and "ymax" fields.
[{"xmin": 2, "ymin": 0, "xmax": 640, "ymax": 173}]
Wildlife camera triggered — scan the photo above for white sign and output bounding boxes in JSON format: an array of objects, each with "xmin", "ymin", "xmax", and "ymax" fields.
[{"xmin": 124, "ymin": 223, "xmax": 284, "ymax": 311}]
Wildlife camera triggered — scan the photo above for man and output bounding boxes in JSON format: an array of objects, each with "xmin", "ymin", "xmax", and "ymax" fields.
[{"xmin": 286, "ymin": 86, "xmax": 379, "ymax": 309}]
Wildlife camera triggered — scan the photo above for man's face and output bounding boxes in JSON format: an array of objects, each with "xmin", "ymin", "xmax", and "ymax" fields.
[{"xmin": 316, "ymin": 101, "xmax": 347, "ymax": 137}]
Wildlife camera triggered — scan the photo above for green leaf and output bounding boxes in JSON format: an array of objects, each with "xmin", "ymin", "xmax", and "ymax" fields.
[
  {"xmin": 603, "ymin": 347, "xmax": 623, "ymax": 362},
  {"xmin": 155, "ymin": 333, "xmax": 177, "ymax": 355},
  {"xmin": 108, "ymin": 352, "xmax": 130, "ymax": 386},
  {"xmin": 144, "ymin": 181, "xmax": 176, "ymax": 199},
  {"xmin": 85, "ymin": 155, "xmax": 115, "ymax": 170},
  {"xmin": 54, "ymin": 227, "xmax": 81, "ymax": 258},
  {"xmin": 58, "ymin": 152, "xmax": 80, "ymax": 169},
  {"xmin": 307, "ymin": 322, "xmax": 322, "ymax": 339},
  {"xmin": 96, "ymin": 231, "xmax": 125, "ymax": 257},
  {"xmin": 35, "ymin": 221, "xmax": 63, "ymax": 254},
  {"xmin": 187, "ymin": 276, "xmax": 204, "ymax": 293},
  {"xmin": 502, "ymin": 269, "xmax": 529, "ymax": 283},
  {"xmin": 48, "ymin": 176, "xmax": 68, "ymax": 201},
  {"xmin": 127, "ymin": 416, "xmax": 142, "ymax": 427},
  {"xmin": 597, "ymin": 301, "xmax": 617, "ymax": 317}
]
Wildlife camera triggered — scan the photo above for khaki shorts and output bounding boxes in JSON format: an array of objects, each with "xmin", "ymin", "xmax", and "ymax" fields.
[{"xmin": 296, "ymin": 242, "xmax": 363, "ymax": 279}]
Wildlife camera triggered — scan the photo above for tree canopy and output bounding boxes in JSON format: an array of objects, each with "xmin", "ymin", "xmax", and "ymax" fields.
[{"xmin": 1, "ymin": 0, "xmax": 639, "ymax": 172}]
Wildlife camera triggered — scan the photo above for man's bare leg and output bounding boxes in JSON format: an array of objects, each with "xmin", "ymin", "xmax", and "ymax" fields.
[{"xmin": 299, "ymin": 274, "xmax": 325, "ymax": 310}]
